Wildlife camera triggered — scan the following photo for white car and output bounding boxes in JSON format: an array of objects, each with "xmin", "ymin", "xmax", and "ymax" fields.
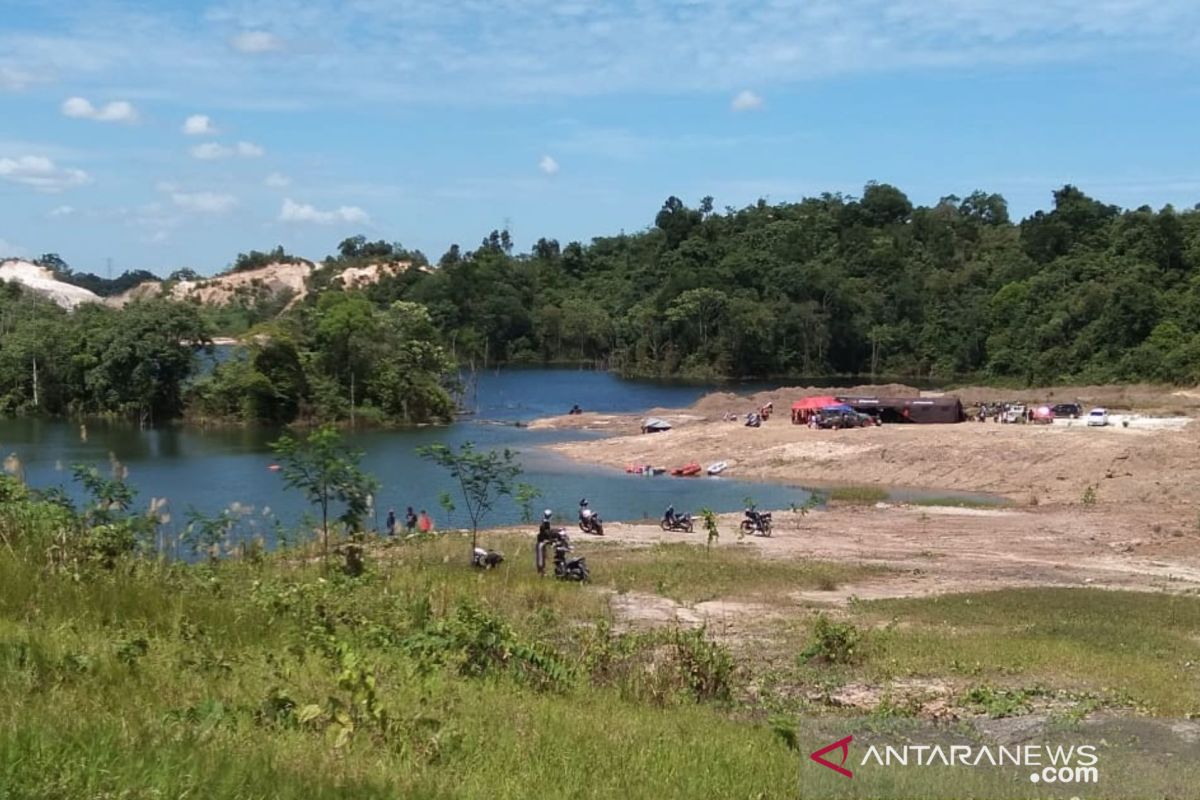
[
  {"xmin": 1086, "ymin": 408, "xmax": 1108, "ymax": 427},
  {"xmin": 1003, "ymin": 403, "xmax": 1027, "ymax": 423}
]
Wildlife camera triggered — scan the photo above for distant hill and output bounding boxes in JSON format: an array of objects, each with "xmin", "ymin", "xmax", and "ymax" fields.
[
  {"xmin": 0, "ymin": 260, "xmax": 103, "ymax": 309},
  {"xmin": 0, "ymin": 257, "xmax": 424, "ymax": 312}
]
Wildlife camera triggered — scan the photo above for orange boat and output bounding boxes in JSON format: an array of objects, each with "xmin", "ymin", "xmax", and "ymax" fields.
[{"xmin": 671, "ymin": 462, "xmax": 702, "ymax": 477}]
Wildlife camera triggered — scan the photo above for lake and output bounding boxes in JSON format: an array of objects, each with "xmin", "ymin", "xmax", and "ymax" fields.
[{"xmin": 0, "ymin": 368, "xmax": 817, "ymax": 554}]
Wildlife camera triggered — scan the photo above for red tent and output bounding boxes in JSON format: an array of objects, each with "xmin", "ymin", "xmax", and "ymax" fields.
[{"xmin": 791, "ymin": 396, "xmax": 838, "ymax": 423}]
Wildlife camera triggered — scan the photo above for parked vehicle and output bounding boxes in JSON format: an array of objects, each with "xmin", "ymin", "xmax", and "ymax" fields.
[
  {"xmin": 578, "ymin": 498, "xmax": 604, "ymax": 535},
  {"xmin": 660, "ymin": 506, "xmax": 694, "ymax": 532},
  {"xmin": 1087, "ymin": 408, "xmax": 1109, "ymax": 427},
  {"xmin": 740, "ymin": 507, "xmax": 773, "ymax": 536},
  {"xmin": 1051, "ymin": 403, "xmax": 1082, "ymax": 419},
  {"xmin": 472, "ymin": 547, "xmax": 504, "ymax": 569},
  {"xmin": 1003, "ymin": 403, "xmax": 1027, "ymax": 423},
  {"xmin": 553, "ymin": 533, "xmax": 589, "ymax": 581},
  {"xmin": 816, "ymin": 409, "xmax": 862, "ymax": 429}
]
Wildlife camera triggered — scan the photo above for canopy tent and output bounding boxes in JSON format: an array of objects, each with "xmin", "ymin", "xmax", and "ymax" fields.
[
  {"xmin": 791, "ymin": 395, "xmax": 838, "ymax": 424},
  {"xmin": 791, "ymin": 396, "xmax": 838, "ymax": 410}
]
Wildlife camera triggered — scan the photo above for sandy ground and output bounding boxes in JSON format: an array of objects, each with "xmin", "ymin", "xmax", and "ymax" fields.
[
  {"xmin": 537, "ymin": 406, "xmax": 1200, "ymax": 507},
  {"xmin": 530, "ymin": 387, "xmax": 1200, "ymax": 620},
  {"xmin": 598, "ymin": 503, "xmax": 1200, "ymax": 609}
]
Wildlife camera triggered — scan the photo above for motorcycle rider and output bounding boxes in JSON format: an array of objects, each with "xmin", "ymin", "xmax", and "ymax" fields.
[
  {"xmin": 663, "ymin": 504, "xmax": 677, "ymax": 527},
  {"xmin": 536, "ymin": 509, "xmax": 557, "ymax": 576}
]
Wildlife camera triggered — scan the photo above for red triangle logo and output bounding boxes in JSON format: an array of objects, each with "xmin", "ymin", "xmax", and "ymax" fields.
[{"xmin": 811, "ymin": 735, "xmax": 854, "ymax": 778}]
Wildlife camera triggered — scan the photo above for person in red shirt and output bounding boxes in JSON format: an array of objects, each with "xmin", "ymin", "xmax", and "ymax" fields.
[{"xmin": 417, "ymin": 509, "xmax": 433, "ymax": 533}]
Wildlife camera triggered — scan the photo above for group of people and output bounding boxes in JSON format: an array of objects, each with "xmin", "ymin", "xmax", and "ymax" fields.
[
  {"xmin": 385, "ymin": 506, "xmax": 434, "ymax": 536},
  {"xmin": 723, "ymin": 401, "xmax": 774, "ymax": 427},
  {"xmin": 973, "ymin": 402, "xmax": 1034, "ymax": 423}
]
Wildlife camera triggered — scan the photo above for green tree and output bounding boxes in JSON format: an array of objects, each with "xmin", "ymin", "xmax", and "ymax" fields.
[
  {"xmin": 270, "ymin": 425, "xmax": 379, "ymax": 566},
  {"xmin": 417, "ymin": 442, "xmax": 523, "ymax": 561}
]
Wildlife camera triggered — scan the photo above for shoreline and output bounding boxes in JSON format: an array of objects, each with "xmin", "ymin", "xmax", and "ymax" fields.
[{"xmin": 531, "ymin": 387, "xmax": 1200, "ymax": 508}]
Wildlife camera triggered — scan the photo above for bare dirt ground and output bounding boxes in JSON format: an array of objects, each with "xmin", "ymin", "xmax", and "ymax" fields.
[
  {"xmin": 536, "ymin": 401, "xmax": 1200, "ymax": 507},
  {"xmin": 530, "ymin": 385, "xmax": 1200, "ymax": 622},
  {"xmin": 598, "ymin": 503, "xmax": 1200, "ymax": 613}
]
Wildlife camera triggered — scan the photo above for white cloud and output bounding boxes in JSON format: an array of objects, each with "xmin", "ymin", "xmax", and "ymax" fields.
[
  {"xmin": 61, "ymin": 96, "xmax": 138, "ymax": 123},
  {"xmin": 182, "ymin": 114, "xmax": 217, "ymax": 135},
  {"xmin": 230, "ymin": 31, "xmax": 284, "ymax": 54},
  {"xmin": 0, "ymin": 156, "xmax": 90, "ymax": 192},
  {"xmin": 189, "ymin": 142, "xmax": 228, "ymax": 160},
  {"xmin": 171, "ymin": 191, "xmax": 238, "ymax": 213},
  {"xmin": 189, "ymin": 141, "xmax": 265, "ymax": 159},
  {"xmin": 279, "ymin": 198, "xmax": 369, "ymax": 225},
  {"xmin": 538, "ymin": 155, "xmax": 560, "ymax": 175},
  {"xmin": 236, "ymin": 141, "xmax": 264, "ymax": 157},
  {"xmin": 731, "ymin": 90, "xmax": 763, "ymax": 112},
  {"xmin": 48, "ymin": 205, "xmax": 75, "ymax": 217},
  {"xmin": 264, "ymin": 172, "xmax": 291, "ymax": 188}
]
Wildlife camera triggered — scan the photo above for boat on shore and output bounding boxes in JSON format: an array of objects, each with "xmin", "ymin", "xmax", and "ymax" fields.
[
  {"xmin": 671, "ymin": 462, "xmax": 702, "ymax": 477},
  {"xmin": 706, "ymin": 461, "xmax": 728, "ymax": 475}
]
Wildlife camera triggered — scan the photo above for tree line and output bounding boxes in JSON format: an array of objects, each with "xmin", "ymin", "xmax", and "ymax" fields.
[
  {"xmin": 0, "ymin": 283, "xmax": 455, "ymax": 426},
  {"xmin": 4, "ymin": 181, "xmax": 1199, "ymax": 428},
  {"xmin": 364, "ymin": 184, "xmax": 1200, "ymax": 384}
]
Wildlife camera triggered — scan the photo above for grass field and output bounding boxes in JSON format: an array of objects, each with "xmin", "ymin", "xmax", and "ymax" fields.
[{"xmin": 3, "ymin": 485, "xmax": 1199, "ymax": 799}]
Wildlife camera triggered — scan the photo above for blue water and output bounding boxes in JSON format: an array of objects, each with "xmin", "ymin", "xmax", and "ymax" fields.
[{"xmin": 0, "ymin": 369, "xmax": 814, "ymax": 553}]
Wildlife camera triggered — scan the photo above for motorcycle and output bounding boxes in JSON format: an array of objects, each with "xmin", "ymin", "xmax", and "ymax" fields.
[
  {"xmin": 660, "ymin": 510, "xmax": 694, "ymax": 532},
  {"xmin": 578, "ymin": 500, "xmax": 605, "ymax": 536},
  {"xmin": 553, "ymin": 533, "xmax": 589, "ymax": 582},
  {"xmin": 472, "ymin": 546, "xmax": 504, "ymax": 569},
  {"xmin": 740, "ymin": 507, "xmax": 773, "ymax": 536}
]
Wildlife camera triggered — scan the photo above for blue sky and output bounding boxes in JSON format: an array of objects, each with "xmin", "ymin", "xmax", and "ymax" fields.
[{"xmin": 2, "ymin": 0, "xmax": 1200, "ymax": 276}]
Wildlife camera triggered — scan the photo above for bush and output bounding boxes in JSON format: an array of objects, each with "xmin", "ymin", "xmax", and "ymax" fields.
[{"xmin": 800, "ymin": 614, "xmax": 864, "ymax": 665}]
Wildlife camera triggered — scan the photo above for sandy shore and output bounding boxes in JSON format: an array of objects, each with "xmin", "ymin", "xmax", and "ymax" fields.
[
  {"xmin": 535, "ymin": 400, "xmax": 1200, "ymax": 507},
  {"xmin": 529, "ymin": 385, "xmax": 1200, "ymax": 607}
]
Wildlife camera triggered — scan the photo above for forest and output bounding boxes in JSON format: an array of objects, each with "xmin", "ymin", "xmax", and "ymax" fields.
[
  {"xmin": 3, "ymin": 182, "xmax": 1199, "ymax": 426},
  {"xmin": 0, "ymin": 285, "xmax": 455, "ymax": 425},
  {"xmin": 368, "ymin": 183, "xmax": 1200, "ymax": 384}
]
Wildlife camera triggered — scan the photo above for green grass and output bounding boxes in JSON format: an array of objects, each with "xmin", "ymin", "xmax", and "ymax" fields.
[
  {"xmin": 904, "ymin": 496, "xmax": 1010, "ymax": 509},
  {"xmin": 588, "ymin": 541, "xmax": 885, "ymax": 604},
  {"xmin": 827, "ymin": 486, "xmax": 890, "ymax": 505},
  {"xmin": 860, "ymin": 588, "xmax": 1200, "ymax": 715},
  {"xmin": 765, "ymin": 588, "xmax": 1200, "ymax": 718},
  {"xmin": 4, "ymin": 491, "xmax": 1200, "ymax": 798}
]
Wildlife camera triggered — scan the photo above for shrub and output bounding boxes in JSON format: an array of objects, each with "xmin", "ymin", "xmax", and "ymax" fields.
[{"xmin": 800, "ymin": 614, "xmax": 865, "ymax": 665}]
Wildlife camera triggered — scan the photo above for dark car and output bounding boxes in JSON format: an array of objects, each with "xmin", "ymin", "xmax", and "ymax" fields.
[
  {"xmin": 816, "ymin": 409, "xmax": 862, "ymax": 429},
  {"xmin": 1051, "ymin": 403, "xmax": 1082, "ymax": 419}
]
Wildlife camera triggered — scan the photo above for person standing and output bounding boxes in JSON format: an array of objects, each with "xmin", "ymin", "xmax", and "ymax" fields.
[
  {"xmin": 536, "ymin": 509, "xmax": 556, "ymax": 577},
  {"xmin": 404, "ymin": 506, "xmax": 417, "ymax": 532},
  {"xmin": 385, "ymin": 508, "xmax": 396, "ymax": 536},
  {"xmin": 418, "ymin": 509, "xmax": 433, "ymax": 533}
]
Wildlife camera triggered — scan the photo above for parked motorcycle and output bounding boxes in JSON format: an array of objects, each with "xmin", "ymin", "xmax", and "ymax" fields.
[
  {"xmin": 660, "ymin": 506, "xmax": 694, "ymax": 532},
  {"xmin": 472, "ymin": 547, "xmax": 504, "ymax": 569},
  {"xmin": 553, "ymin": 532, "xmax": 589, "ymax": 581},
  {"xmin": 740, "ymin": 507, "xmax": 773, "ymax": 536},
  {"xmin": 578, "ymin": 498, "xmax": 604, "ymax": 536}
]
